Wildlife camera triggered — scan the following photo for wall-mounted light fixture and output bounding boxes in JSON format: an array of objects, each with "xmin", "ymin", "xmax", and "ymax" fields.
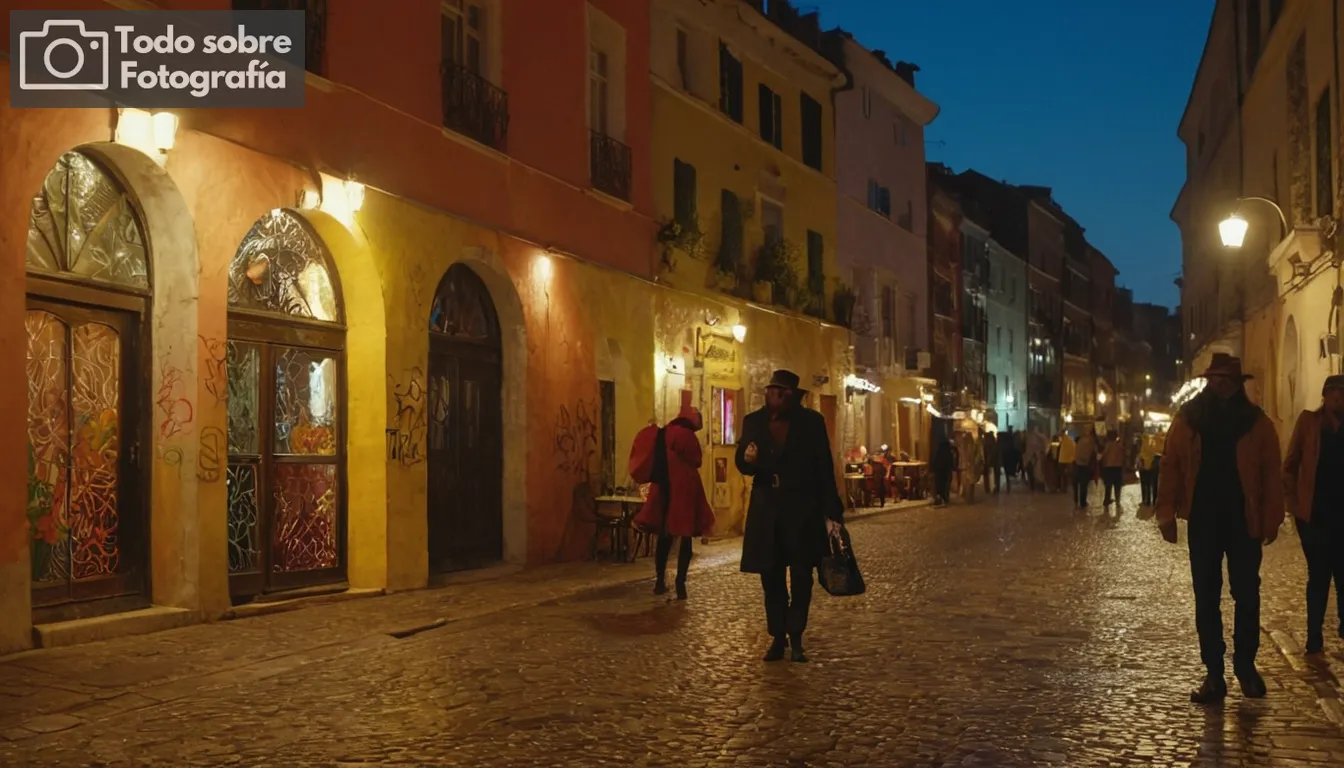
[
  {"xmin": 319, "ymin": 173, "xmax": 366, "ymax": 229},
  {"xmin": 731, "ymin": 324, "xmax": 747, "ymax": 343},
  {"xmin": 115, "ymin": 108, "xmax": 179, "ymax": 165},
  {"xmin": 704, "ymin": 311, "xmax": 721, "ymax": 326}
]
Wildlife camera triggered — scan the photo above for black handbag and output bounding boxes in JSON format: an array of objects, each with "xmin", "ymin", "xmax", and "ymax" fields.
[{"xmin": 818, "ymin": 524, "xmax": 865, "ymax": 597}]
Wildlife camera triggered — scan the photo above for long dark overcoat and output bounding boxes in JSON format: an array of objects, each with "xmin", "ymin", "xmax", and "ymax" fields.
[{"xmin": 735, "ymin": 405, "xmax": 845, "ymax": 574}]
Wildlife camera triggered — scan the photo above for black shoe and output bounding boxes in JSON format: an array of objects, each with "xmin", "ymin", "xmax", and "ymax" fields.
[
  {"xmin": 763, "ymin": 637, "xmax": 787, "ymax": 662},
  {"xmin": 789, "ymin": 635, "xmax": 808, "ymax": 663},
  {"xmin": 1235, "ymin": 667, "xmax": 1267, "ymax": 698},
  {"xmin": 1308, "ymin": 628, "xmax": 1325, "ymax": 654},
  {"xmin": 653, "ymin": 580, "xmax": 668, "ymax": 596},
  {"xmin": 675, "ymin": 582, "xmax": 687, "ymax": 601},
  {"xmin": 1190, "ymin": 674, "xmax": 1228, "ymax": 704}
]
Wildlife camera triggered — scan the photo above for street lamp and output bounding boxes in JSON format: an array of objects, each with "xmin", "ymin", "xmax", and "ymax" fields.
[
  {"xmin": 1097, "ymin": 390, "xmax": 1108, "ymax": 405},
  {"xmin": 1220, "ymin": 196, "xmax": 1289, "ymax": 248}
]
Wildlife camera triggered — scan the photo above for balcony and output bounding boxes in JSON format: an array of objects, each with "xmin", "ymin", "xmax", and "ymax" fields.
[
  {"xmin": 590, "ymin": 131, "xmax": 632, "ymax": 201},
  {"xmin": 441, "ymin": 62, "xmax": 510, "ymax": 150}
]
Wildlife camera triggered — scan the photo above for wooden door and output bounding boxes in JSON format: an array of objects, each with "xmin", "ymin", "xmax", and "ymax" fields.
[
  {"xmin": 427, "ymin": 344, "xmax": 503, "ymax": 571},
  {"xmin": 25, "ymin": 299, "xmax": 145, "ymax": 609}
]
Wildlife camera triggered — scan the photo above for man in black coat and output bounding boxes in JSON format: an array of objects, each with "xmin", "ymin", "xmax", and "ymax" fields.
[{"xmin": 735, "ymin": 370, "xmax": 844, "ymax": 663}]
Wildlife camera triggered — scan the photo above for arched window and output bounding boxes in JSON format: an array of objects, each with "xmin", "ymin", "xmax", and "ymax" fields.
[
  {"xmin": 225, "ymin": 210, "xmax": 346, "ymax": 598},
  {"xmin": 24, "ymin": 151, "xmax": 151, "ymax": 613}
]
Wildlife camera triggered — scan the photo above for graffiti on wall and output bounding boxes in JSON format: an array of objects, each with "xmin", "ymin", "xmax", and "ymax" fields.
[
  {"xmin": 197, "ymin": 426, "xmax": 224, "ymax": 483},
  {"xmin": 389, "ymin": 368, "xmax": 427, "ymax": 466},
  {"xmin": 199, "ymin": 335, "xmax": 228, "ymax": 406},
  {"xmin": 156, "ymin": 362, "xmax": 194, "ymax": 439},
  {"xmin": 553, "ymin": 399, "xmax": 598, "ymax": 478}
]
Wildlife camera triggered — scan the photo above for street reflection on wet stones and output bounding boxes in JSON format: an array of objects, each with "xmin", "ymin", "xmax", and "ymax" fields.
[{"xmin": 5, "ymin": 488, "xmax": 1344, "ymax": 765}]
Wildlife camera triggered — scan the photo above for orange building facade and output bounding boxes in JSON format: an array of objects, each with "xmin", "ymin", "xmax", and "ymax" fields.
[{"xmin": 0, "ymin": 0, "xmax": 663, "ymax": 653}]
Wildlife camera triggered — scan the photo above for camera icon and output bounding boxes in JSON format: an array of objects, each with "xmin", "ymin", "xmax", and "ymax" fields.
[{"xmin": 18, "ymin": 20, "xmax": 110, "ymax": 91}]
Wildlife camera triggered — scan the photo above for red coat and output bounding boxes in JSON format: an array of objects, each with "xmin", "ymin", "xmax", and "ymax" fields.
[{"xmin": 633, "ymin": 424, "xmax": 716, "ymax": 537}]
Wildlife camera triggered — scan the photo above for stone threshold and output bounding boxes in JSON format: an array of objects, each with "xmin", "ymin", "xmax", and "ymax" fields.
[
  {"xmin": 33, "ymin": 606, "xmax": 197, "ymax": 650},
  {"xmin": 221, "ymin": 586, "xmax": 385, "ymax": 621}
]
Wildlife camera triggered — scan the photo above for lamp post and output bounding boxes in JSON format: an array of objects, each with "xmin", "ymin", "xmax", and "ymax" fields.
[{"xmin": 1219, "ymin": 196, "xmax": 1289, "ymax": 248}]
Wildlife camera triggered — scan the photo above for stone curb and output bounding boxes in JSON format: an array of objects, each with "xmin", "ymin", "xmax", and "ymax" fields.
[{"xmin": 1266, "ymin": 624, "xmax": 1344, "ymax": 729}]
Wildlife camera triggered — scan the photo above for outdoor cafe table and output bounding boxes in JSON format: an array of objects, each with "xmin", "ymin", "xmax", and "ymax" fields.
[{"xmin": 593, "ymin": 494, "xmax": 645, "ymax": 562}]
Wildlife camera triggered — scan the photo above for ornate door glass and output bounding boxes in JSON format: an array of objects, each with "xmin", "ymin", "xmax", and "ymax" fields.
[
  {"xmin": 226, "ymin": 209, "xmax": 345, "ymax": 594},
  {"xmin": 24, "ymin": 150, "xmax": 149, "ymax": 609}
]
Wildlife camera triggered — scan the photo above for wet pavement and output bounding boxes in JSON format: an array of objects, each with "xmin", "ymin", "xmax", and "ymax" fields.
[{"xmin": 4, "ymin": 487, "xmax": 1344, "ymax": 766}]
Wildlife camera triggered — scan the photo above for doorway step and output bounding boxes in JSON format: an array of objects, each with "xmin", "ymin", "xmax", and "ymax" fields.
[{"xmin": 33, "ymin": 606, "xmax": 196, "ymax": 649}]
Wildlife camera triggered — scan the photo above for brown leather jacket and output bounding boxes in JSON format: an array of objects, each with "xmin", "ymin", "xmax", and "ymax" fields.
[
  {"xmin": 1156, "ymin": 403, "xmax": 1284, "ymax": 540},
  {"xmin": 1284, "ymin": 408, "xmax": 1338, "ymax": 523}
]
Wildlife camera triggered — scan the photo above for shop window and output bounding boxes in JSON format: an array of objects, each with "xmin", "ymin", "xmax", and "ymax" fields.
[{"xmin": 712, "ymin": 387, "xmax": 739, "ymax": 445}]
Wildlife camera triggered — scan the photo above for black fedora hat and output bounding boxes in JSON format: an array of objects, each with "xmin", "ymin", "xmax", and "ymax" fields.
[
  {"xmin": 1200, "ymin": 353, "xmax": 1252, "ymax": 380},
  {"xmin": 766, "ymin": 369, "xmax": 806, "ymax": 393}
]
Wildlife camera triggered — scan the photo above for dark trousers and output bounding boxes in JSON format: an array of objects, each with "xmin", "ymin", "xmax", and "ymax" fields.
[
  {"xmin": 1297, "ymin": 518, "xmax": 1344, "ymax": 640},
  {"xmin": 654, "ymin": 535, "xmax": 692, "ymax": 585},
  {"xmin": 1188, "ymin": 512, "xmax": 1263, "ymax": 675},
  {"xmin": 934, "ymin": 470, "xmax": 952, "ymax": 503},
  {"xmin": 1102, "ymin": 467, "xmax": 1123, "ymax": 505},
  {"xmin": 1140, "ymin": 468, "xmax": 1158, "ymax": 505},
  {"xmin": 761, "ymin": 565, "xmax": 814, "ymax": 641},
  {"xmin": 1074, "ymin": 465, "xmax": 1091, "ymax": 507}
]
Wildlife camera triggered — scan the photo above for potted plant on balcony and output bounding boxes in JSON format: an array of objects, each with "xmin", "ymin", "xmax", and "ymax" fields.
[
  {"xmin": 832, "ymin": 281, "xmax": 856, "ymax": 327},
  {"xmin": 656, "ymin": 215, "xmax": 706, "ymax": 272},
  {"xmin": 754, "ymin": 238, "xmax": 804, "ymax": 309}
]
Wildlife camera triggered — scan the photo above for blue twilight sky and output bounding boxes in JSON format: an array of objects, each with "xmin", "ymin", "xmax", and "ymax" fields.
[{"xmin": 813, "ymin": 0, "xmax": 1214, "ymax": 309}]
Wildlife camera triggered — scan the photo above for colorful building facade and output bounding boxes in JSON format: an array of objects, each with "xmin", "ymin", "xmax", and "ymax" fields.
[
  {"xmin": 826, "ymin": 31, "xmax": 939, "ymax": 460},
  {"xmin": 1, "ymin": 0, "xmax": 670, "ymax": 653}
]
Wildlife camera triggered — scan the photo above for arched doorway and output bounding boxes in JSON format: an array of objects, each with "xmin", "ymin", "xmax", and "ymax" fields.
[
  {"xmin": 225, "ymin": 209, "xmax": 346, "ymax": 599},
  {"xmin": 427, "ymin": 263, "xmax": 503, "ymax": 572},
  {"xmin": 23, "ymin": 151, "xmax": 151, "ymax": 616}
]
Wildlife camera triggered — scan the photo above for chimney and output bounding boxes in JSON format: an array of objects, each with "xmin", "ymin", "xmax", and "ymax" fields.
[{"xmin": 894, "ymin": 61, "xmax": 919, "ymax": 87}]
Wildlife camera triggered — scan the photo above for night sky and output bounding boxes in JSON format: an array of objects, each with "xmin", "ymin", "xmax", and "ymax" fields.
[{"xmin": 815, "ymin": 0, "xmax": 1213, "ymax": 309}]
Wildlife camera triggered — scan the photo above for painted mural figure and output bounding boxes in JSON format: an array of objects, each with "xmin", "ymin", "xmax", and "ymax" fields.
[
  {"xmin": 1282, "ymin": 374, "xmax": 1344, "ymax": 655},
  {"xmin": 1156, "ymin": 354, "xmax": 1283, "ymax": 704},
  {"xmin": 632, "ymin": 405, "xmax": 715, "ymax": 600},
  {"xmin": 735, "ymin": 370, "xmax": 844, "ymax": 664}
]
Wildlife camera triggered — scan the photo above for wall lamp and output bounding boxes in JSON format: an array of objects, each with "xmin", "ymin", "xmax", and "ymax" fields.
[
  {"xmin": 1220, "ymin": 196, "xmax": 1288, "ymax": 248},
  {"xmin": 115, "ymin": 108, "xmax": 179, "ymax": 164}
]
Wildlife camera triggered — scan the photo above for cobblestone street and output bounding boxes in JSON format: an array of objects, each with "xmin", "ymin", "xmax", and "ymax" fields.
[{"xmin": 5, "ymin": 488, "xmax": 1344, "ymax": 766}]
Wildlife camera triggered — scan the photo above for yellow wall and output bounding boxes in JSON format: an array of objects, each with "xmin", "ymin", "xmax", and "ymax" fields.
[{"xmin": 650, "ymin": 35, "xmax": 839, "ymax": 314}]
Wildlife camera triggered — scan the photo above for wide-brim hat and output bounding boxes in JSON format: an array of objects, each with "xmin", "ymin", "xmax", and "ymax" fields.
[
  {"xmin": 765, "ymin": 369, "xmax": 807, "ymax": 393},
  {"xmin": 1200, "ymin": 353, "xmax": 1252, "ymax": 381}
]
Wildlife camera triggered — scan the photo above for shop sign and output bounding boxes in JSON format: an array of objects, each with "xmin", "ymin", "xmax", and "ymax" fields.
[
  {"xmin": 696, "ymin": 328, "xmax": 740, "ymax": 387},
  {"xmin": 843, "ymin": 374, "xmax": 880, "ymax": 393}
]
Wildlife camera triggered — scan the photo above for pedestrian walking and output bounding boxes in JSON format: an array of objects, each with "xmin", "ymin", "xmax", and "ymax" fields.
[
  {"xmin": 1024, "ymin": 427, "xmax": 1046, "ymax": 492},
  {"xmin": 983, "ymin": 431, "xmax": 1001, "ymax": 494},
  {"xmin": 931, "ymin": 437, "xmax": 955, "ymax": 506},
  {"xmin": 1156, "ymin": 353, "xmax": 1283, "ymax": 704},
  {"xmin": 1056, "ymin": 428, "xmax": 1076, "ymax": 495},
  {"xmin": 1283, "ymin": 375, "xmax": 1344, "ymax": 654},
  {"xmin": 736, "ymin": 370, "xmax": 845, "ymax": 663},
  {"xmin": 1001, "ymin": 427, "xmax": 1020, "ymax": 493},
  {"xmin": 1073, "ymin": 428, "xmax": 1097, "ymax": 509},
  {"xmin": 960, "ymin": 431, "xmax": 982, "ymax": 504},
  {"xmin": 1101, "ymin": 429, "xmax": 1125, "ymax": 507},
  {"xmin": 633, "ymin": 405, "xmax": 716, "ymax": 600},
  {"xmin": 1138, "ymin": 434, "xmax": 1162, "ymax": 506}
]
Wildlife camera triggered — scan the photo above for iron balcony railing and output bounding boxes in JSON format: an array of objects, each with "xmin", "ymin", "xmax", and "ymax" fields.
[
  {"xmin": 590, "ymin": 130, "xmax": 632, "ymax": 201},
  {"xmin": 441, "ymin": 62, "xmax": 510, "ymax": 150}
]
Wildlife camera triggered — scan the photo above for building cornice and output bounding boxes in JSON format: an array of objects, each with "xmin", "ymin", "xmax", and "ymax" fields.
[{"xmin": 840, "ymin": 38, "xmax": 940, "ymax": 126}]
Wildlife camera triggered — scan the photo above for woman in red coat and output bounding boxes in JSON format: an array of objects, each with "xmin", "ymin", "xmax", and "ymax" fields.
[{"xmin": 634, "ymin": 405, "xmax": 716, "ymax": 599}]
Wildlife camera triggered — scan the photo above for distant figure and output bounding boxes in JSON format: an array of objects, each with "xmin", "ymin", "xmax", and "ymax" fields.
[
  {"xmin": 983, "ymin": 431, "xmax": 1001, "ymax": 494},
  {"xmin": 1073, "ymin": 428, "xmax": 1097, "ymax": 509},
  {"xmin": 1101, "ymin": 429, "xmax": 1125, "ymax": 507}
]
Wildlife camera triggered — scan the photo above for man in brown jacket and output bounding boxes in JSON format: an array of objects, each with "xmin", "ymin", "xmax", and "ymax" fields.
[{"xmin": 1156, "ymin": 354, "xmax": 1284, "ymax": 704}]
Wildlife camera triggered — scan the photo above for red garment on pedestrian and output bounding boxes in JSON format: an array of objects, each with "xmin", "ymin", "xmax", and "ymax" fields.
[{"xmin": 633, "ymin": 423, "xmax": 716, "ymax": 538}]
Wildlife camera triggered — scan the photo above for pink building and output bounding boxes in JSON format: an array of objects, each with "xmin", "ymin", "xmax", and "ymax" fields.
[{"xmin": 823, "ymin": 32, "xmax": 939, "ymax": 458}]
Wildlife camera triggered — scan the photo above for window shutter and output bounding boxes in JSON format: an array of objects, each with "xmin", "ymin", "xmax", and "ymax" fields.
[
  {"xmin": 807, "ymin": 230, "xmax": 824, "ymax": 292},
  {"xmin": 719, "ymin": 190, "xmax": 742, "ymax": 270},
  {"xmin": 801, "ymin": 93, "xmax": 822, "ymax": 169},
  {"xmin": 758, "ymin": 84, "xmax": 773, "ymax": 145},
  {"xmin": 673, "ymin": 159, "xmax": 697, "ymax": 228},
  {"xmin": 771, "ymin": 92, "xmax": 783, "ymax": 149}
]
